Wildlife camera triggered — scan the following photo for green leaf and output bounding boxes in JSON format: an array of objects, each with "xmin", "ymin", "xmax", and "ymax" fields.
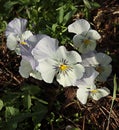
[
  {"xmin": 83, "ymin": 0, "xmax": 91, "ymax": 9},
  {"xmin": 4, "ymin": 122, "xmax": 18, "ymax": 130},
  {"xmin": 34, "ymin": 123, "xmax": 41, "ymax": 130},
  {"xmin": 0, "ymin": 99, "xmax": 4, "ymax": 111},
  {"xmin": 58, "ymin": 6, "xmax": 64, "ymax": 24},
  {"xmin": 27, "ymin": 94, "xmax": 32, "ymax": 109},
  {"xmin": 23, "ymin": 93, "xmax": 32, "ymax": 109},
  {"xmin": 32, "ymin": 103, "xmax": 48, "ymax": 124},
  {"xmin": 3, "ymin": 92, "xmax": 20, "ymax": 106},
  {"xmin": 26, "ymin": 8, "xmax": 31, "ymax": 19},
  {"xmin": 52, "ymin": 23, "xmax": 58, "ymax": 32},
  {"xmin": 18, "ymin": 0, "xmax": 30, "ymax": 5},
  {"xmin": 90, "ymin": 2, "xmax": 100, "ymax": 8},
  {"xmin": 21, "ymin": 84, "xmax": 41, "ymax": 95},
  {"xmin": 5, "ymin": 106, "xmax": 19, "ymax": 121},
  {"xmin": 4, "ymin": 1, "xmax": 18, "ymax": 11},
  {"xmin": 3, "ymin": 104, "xmax": 47, "ymax": 129},
  {"xmin": 3, "ymin": 111, "xmax": 44, "ymax": 130},
  {"xmin": 63, "ymin": 10, "xmax": 76, "ymax": 25}
]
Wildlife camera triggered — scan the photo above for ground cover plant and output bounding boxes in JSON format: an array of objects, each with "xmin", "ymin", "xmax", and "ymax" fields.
[{"xmin": 0, "ymin": 0, "xmax": 119, "ymax": 130}]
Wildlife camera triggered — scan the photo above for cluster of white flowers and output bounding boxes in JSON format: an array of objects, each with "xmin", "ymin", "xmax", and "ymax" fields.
[{"xmin": 5, "ymin": 18, "xmax": 112, "ymax": 104}]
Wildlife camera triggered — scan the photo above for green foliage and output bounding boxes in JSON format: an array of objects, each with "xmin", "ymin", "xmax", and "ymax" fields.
[
  {"xmin": 82, "ymin": 0, "xmax": 100, "ymax": 19},
  {"xmin": 0, "ymin": 0, "xmax": 100, "ymax": 43},
  {"xmin": 0, "ymin": 84, "xmax": 48, "ymax": 130}
]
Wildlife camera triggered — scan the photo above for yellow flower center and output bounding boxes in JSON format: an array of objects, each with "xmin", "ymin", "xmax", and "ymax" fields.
[
  {"xmin": 83, "ymin": 39, "xmax": 90, "ymax": 44},
  {"xmin": 60, "ymin": 64, "xmax": 69, "ymax": 71},
  {"xmin": 91, "ymin": 89, "xmax": 98, "ymax": 94},
  {"xmin": 20, "ymin": 41, "xmax": 27, "ymax": 45}
]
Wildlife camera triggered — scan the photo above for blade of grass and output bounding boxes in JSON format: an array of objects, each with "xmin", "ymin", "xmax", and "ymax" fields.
[{"xmin": 106, "ymin": 74, "xmax": 117, "ymax": 130}]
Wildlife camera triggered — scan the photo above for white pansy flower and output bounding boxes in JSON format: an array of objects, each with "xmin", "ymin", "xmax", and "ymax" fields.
[
  {"xmin": 5, "ymin": 18, "xmax": 33, "ymax": 54},
  {"xmin": 76, "ymin": 71, "xmax": 110, "ymax": 104},
  {"xmin": 82, "ymin": 51, "xmax": 112, "ymax": 82},
  {"xmin": 36, "ymin": 46, "xmax": 85, "ymax": 87},
  {"xmin": 68, "ymin": 19, "xmax": 101, "ymax": 53},
  {"xmin": 19, "ymin": 34, "xmax": 47, "ymax": 79}
]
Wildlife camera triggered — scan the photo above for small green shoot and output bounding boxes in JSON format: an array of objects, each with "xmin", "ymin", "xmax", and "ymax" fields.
[{"xmin": 106, "ymin": 74, "xmax": 117, "ymax": 130}]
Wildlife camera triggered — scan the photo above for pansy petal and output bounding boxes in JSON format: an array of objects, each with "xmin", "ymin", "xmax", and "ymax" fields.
[
  {"xmin": 83, "ymin": 67, "xmax": 99, "ymax": 79},
  {"xmin": 54, "ymin": 46, "xmax": 68, "ymax": 60},
  {"xmin": 19, "ymin": 59, "xmax": 32, "ymax": 78},
  {"xmin": 83, "ymin": 70, "xmax": 98, "ymax": 86},
  {"xmin": 36, "ymin": 59, "xmax": 56, "ymax": 83},
  {"xmin": 66, "ymin": 50, "xmax": 82, "ymax": 64},
  {"xmin": 102, "ymin": 65, "xmax": 112, "ymax": 77},
  {"xmin": 91, "ymin": 87, "xmax": 110, "ymax": 100},
  {"xmin": 74, "ymin": 64, "xmax": 85, "ymax": 79},
  {"xmin": 30, "ymin": 70, "xmax": 42, "ymax": 80},
  {"xmin": 76, "ymin": 87, "xmax": 89, "ymax": 104},
  {"xmin": 85, "ymin": 41, "xmax": 96, "ymax": 53},
  {"xmin": 22, "ymin": 31, "xmax": 33, "ymax": 40},
  {"xmin": 81, "ymin": 51, "xmax": 99, "ymax": 66},
  {"xmin": 6, "ymin": 34, "xmax": 17, "ymax": 50},
  {"xmin": 32, "ymin": 36, "xmax": 59, "ymax": 60},
  {"xmin": 68, "ymin": 19, "xmax": 90, "ymax": 34},
  {"xmin": 20, "ymin": 34, "xmax": 46, "ymax": 56},
  {"xmin": 96, "ymin": 53, "xmax": 112, "ymax": 65},
  {"xmin": 5, "ymin": 18, "xmax": 27, "ymax": 36},
  {"xmin": 73, "ymin": 34, "xmax": 84, "ymax": 48},
  {"xmin": 26, "ymin": 34, "xmax": 47, "ymax": 48},
  {"xmin": 86, "ymin": 40, "xmax": 97, "ymax": 52},
  {"xmin": 15, "ymin": 47, "xmax": 21, "ymax": 55},
  {"xmin": 96, "ymin": 65, "xmax": 112, "ymax": 82},
  {"xmin": 57, "ymin": 72, "xmax": 73, "ymax": 87},
  {"xmin": 22, "ymin": 55, "xmax": 37, "ymax": 70},
  {"xmin": 87, "ymin": 30, "xmax": 101, "ymax": 40}
]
